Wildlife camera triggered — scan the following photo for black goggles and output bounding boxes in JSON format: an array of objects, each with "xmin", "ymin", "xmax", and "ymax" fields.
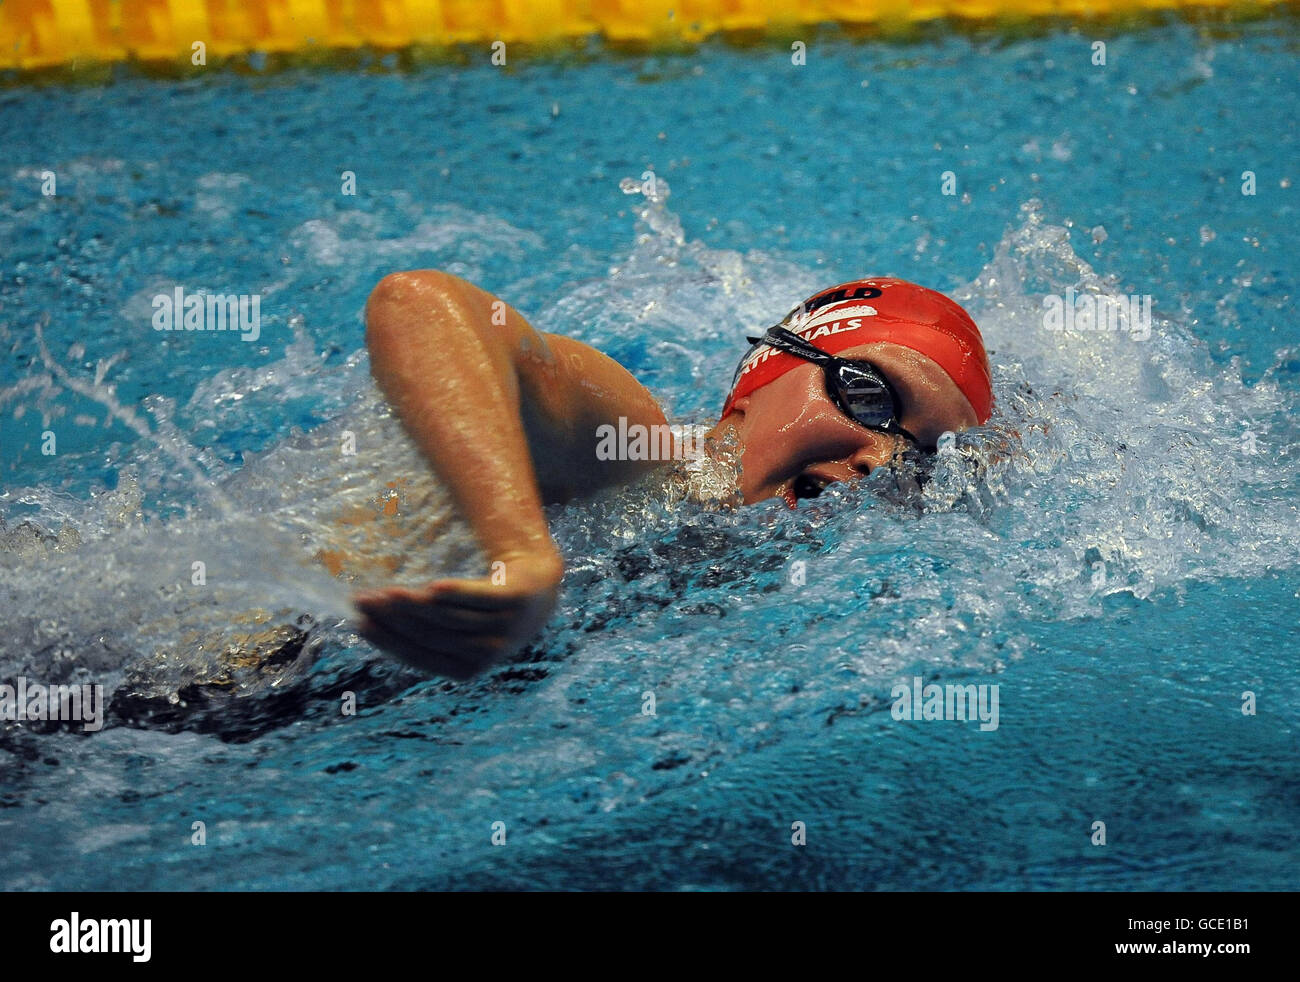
[{"xmin": 741, "ymin": 326, "xmax": 918, "ymax": 445}]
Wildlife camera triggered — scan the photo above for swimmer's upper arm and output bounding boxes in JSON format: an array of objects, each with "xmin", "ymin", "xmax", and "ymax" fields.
[
  {"xmin": 365, "ymin": 269, "xmax": 668, "ymax": 501},
  {"xmin": 532, "ymin": 334, "xmax": 668, "ymax": 440}
]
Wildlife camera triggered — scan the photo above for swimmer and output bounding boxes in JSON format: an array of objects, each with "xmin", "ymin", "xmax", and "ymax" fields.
[{"xmin": 354, "ymin": 271, "xmax": 993, "ymax": 678}]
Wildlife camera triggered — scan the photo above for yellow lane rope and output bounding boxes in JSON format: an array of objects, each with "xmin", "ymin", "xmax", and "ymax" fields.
[{"xmin": 0, "ymin": 0, "xmax": 1290, "ymax": 72}]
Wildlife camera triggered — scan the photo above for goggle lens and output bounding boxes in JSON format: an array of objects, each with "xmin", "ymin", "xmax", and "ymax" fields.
[{"xmin": 833, "ymin": 364, "xmax": 898, "ymax": 429}]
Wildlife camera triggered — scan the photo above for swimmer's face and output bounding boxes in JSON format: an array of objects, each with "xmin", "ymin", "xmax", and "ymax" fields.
[{"xmin": 712, "ymin": 342, "xmax": 979, "ymax": 507}]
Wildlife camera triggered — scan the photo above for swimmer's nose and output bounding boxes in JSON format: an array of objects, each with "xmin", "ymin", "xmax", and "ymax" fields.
[
  {"xmin": 847, "ymin": 432, "xmax": 908, "ymax": 476},
  {"xmin": 848, "ymin": 446, "xmax": 876, "ymax": 476}
]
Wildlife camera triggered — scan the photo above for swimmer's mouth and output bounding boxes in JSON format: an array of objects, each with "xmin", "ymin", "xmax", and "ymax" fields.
[{"xmin": 792, "ymin": 474, "xmax": 833, "ymax": 500}]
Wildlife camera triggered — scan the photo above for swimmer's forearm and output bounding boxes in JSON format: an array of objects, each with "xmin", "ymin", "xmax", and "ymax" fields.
[{"xmin": 364, "ymin": 270, "xmax": 559, "ymax": 566}]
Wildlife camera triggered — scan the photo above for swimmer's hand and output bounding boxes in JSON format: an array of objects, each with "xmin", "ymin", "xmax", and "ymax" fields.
[{"xmin": 352, "ymin": 552, "xmax": 563, "ymax": 680}]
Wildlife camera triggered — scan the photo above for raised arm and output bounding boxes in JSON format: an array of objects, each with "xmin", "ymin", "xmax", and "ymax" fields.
[{"xmin": 355, "ymin": 269, "xmax": 667, "ymax": 678}]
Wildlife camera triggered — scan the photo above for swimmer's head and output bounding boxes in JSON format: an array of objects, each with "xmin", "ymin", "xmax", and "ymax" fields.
[{"xmin": 708, "ymin": 278, "xmax": 993, "ymax": 507}]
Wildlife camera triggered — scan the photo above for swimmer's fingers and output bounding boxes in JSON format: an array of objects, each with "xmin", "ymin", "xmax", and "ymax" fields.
[
  {"xmin": 352, "ymin": 558, "xmax": 562, "ymax": 679},
  {"xmin": 361, "ymin": 608, "xmax": 494, "ymax": 656},
  {"xmin": 409, "ymin": 600, "xmax": 504, "ymax": 632},
  {"xmin": 358, "ymin": 601, "xmax": 506, "ymax": 655},
  {"xmin": 354, "ymin": 587, "xmax": 517, "ymax": 634},
  {"xmin": 354, "ymin": 588, "xmax": 520, "ymax": 665},
  {"xmin": 425, "ymin": 577, "xmax": 544, "ymax": 611},
  {"xmin": 363, "ymin": 591, "xmax": 507, "ymax": 634},
  {"xmin": 356, "ymin": 581, "xmax": 529, "ymax": 614},
  {"xmin": 357, "ymin": 614, "xmax": 458, "ymax": 672},
  {"xmin": 356, "ymin": 615, "xmax": 500, "ymax": 681}
]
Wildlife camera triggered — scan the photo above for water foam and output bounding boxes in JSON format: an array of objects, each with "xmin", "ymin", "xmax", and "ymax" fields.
[{"xmin": 1, "ymin": 176, "xmax": 1295, "ymax": 731}]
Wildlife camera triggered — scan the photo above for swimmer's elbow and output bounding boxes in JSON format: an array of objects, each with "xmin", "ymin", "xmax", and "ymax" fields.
[{"xmin": 364, "ymin": 269, "xmax": 460, "ymax": 353}]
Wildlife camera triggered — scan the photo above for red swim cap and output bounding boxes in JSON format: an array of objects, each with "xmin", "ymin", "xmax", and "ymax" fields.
[{"xmin": 720, "ymin": 277, "xmax": 993, "ymax": 425}]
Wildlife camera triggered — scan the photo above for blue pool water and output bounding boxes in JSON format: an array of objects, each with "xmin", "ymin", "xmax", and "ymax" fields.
[{"xmin": 1, "ymin": 18, "xmax": 1298, "ymax": 890}]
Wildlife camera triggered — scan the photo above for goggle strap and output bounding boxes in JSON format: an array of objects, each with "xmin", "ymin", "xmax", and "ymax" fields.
[
  {"xmin": 763, "ymin": 327, "xmax": 834, "ymax": 364},
  {"xmin": 737, "ymin": 326, "xmax": 919, "ymax": 446}
]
